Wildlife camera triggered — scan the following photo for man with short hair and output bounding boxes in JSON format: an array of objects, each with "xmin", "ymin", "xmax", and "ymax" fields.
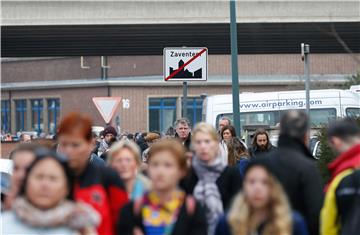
[
  {"xmin": 174, "ymin": 118, "xmax": 191, "ymax": 150},
  {"xmin": 257, "ymin": 110, "xmax": 323, "ymax": 235},
  {"xmin": 249, "ymin": 129, "xmax": 276, "ymax": 157},
  {"xmin": 321, "ymin": 118, "xmax": 360, "ymax": 235},
  {"xmin": 218, "ymin": 117, "xmax": 231, "ymax": 132}
]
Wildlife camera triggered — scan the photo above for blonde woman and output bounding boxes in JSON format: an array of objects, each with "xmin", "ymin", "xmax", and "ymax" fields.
[
  {"xmin": 108, "ymin": 140, "xmax": 151, "ymax": 200},
  {"xmin": 181, "ymin": 122, "xmax": 242, "ymax": 235},
  {"xmin": 215, "ymin": 161, "xmax": 308, "ymax": 235}
]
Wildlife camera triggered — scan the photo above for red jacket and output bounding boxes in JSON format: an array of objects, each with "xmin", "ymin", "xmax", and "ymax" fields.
[
  {"xmin": 74, "ymin": 162, "xmax": 128, "ymax": 235},
  {"xmin": 325, "ymin": 143, "xmax": 360, "ymax": 192}
]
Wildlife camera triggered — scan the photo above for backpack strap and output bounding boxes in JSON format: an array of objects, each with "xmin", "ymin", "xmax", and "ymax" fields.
[{"xmin": 185, "ymin": 195, "xmax": 196, "ymax": 216}]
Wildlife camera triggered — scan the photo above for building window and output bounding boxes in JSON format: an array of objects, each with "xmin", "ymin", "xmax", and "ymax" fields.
[
  {"xmin": 182, "ymin": 97, "xmax": 203, "ymax": 127},
  {"xmin": 15, "ymin": 100, "xmax": 27, "ymax": 132},
  {"xmin": 47, "ymin": 99, "xmax": 60, "ymax": 134},
  {"xmin": 149, "ymin": 98, "xmax": 177, "ymax": 132},
  {"xmin": 31, "ymin": 99, "xmax": 44, "ymax": 133},
  {"xmin": 1, "ymin": 100, "xmax": 10, "ymax": 133}
]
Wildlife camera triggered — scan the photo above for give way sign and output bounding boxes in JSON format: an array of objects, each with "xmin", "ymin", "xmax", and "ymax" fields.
[
  {"xmin": 163, "ymin": 47, "xmax": 208, "ymax": 81},
  {"xmin": 92, "ymin": 97, "xmax": 121, "ymax": 124}
]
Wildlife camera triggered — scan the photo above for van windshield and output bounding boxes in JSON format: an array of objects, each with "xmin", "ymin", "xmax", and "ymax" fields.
[{"xmin": 217, "ymin": 108, "xmax": 336, "ymax": 130}]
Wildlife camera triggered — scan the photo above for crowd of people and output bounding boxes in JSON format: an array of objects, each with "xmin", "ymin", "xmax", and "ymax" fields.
[{"xmin": 1, "ymin": 109, "xmax": 360, "ymax": 235}]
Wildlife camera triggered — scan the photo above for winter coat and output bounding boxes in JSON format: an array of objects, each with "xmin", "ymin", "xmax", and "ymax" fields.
[
  {"xmin": 215, "ymin": 211, "xmax": 309, "ymax": 235},
  {"xmin": 321, "ymin": 143, "xmax": 360, "ymax": 235},
  {"xmin": 2, "ymin": 212, "xmax": 77, "ymax": 235},
  {"xmin": 175, "ymin": 133, "xmax": 191, "ymax": 151},
  {"xmin": 74, "ymin": 162, "xmax": 128, "ymax": 235},
  {"xmin": 180, "ymin": 165, "xmax": 242, "ymax": 210},
  {"xmin": 236, "ymin": 157, "xmax": 250, "ymax": 178},
  {"xmin": 257, "ymin": 135, "xmax": 323, "ymax": 235},
  {"xmin": 248, "ymin": 144, "xmax": 276, "ymax": 158}
]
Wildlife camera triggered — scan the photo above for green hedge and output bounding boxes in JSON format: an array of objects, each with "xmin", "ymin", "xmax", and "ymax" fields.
[{"xmin": 317, "ymin": 118, "xmax": 360, "ymax": 183}]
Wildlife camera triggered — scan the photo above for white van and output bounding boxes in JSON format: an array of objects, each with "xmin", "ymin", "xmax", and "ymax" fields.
[{"xmin": 203, "ymin": 88, "xmax": 360, "ymax": 131}]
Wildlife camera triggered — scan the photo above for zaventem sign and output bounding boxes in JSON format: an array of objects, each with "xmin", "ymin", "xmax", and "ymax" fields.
[{"xmin": 163, "ymin": 47, "xmax": 208, "ymax": 81}]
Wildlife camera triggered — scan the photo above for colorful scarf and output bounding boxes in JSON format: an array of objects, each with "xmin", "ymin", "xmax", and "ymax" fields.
[{"xmin": 141, "ymin": 190, "xmax": 185, "ymax": 235}]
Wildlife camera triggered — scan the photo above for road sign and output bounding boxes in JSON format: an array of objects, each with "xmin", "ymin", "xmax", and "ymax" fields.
[
  {"xmin": 92, "ymin": 97, "xmax": 121, "ymax": 124},
  {"xmin": 163, "ymin": 47, "xmax": 208, "ymax": 81}
]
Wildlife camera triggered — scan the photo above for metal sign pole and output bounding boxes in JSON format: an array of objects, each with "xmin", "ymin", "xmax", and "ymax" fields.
[
  {"xmin": 301, "ymin": 43, "xmax": 310, "ymax": 116},
  {"xmin": 230, "ymin": 0, "xmax": 241, "ymax": 136},
  {"xmin": 183, "ymin": 81, "xmax": 188, "ymax": 118}
]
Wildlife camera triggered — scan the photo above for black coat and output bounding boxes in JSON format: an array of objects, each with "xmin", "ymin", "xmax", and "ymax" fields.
[
  {"xmin": 249, "ymin": 144, "xmax": 277, "ymax": 158},
  {"xmin": 258, "ymin": 135, "xmax": 323, "ymax": 235},
  {"xmin": 118, "ymin": 198, "xmax": 207, "ymax": 235},
  {"xmin": 180, "ymin": 166, "xmax": 242, "ymax": 210},
  {"xmin": 175, "ymin": 133, "xmax": 191, "ymax": 151}
]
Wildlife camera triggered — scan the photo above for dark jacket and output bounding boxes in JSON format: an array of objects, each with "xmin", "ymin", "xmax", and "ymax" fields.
[
  {"xmin": 215, "ymin": 211, "xmax": 309, "ymax": 235},
  {"xmin": 258, "ymin": 135, "xmax": 323, "ymax": 235},
  {"xmin": 74, "ymin": 162, "xmax": 128, "ymax": 235},
  {"xmin": 249, "ymin": 144, "xmax": 276, "ymax": 158},
  {"xmin": 180, "ymin": 166, "xmax": 242, "ymax": 210},
  {"xmin": 175, "ymin": 133, "xmax": 192, "ymax": 151},
  {"xmin": 90, "ymin": 153, "xmax": 105, "ymax": 166},
  {"xmin": 118, "ymin": 197, "xmax": 207, "ymax": 235}
]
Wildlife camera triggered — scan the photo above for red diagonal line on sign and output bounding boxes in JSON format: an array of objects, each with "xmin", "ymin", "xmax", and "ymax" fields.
[{"xmin": 165, "ymin": 48, "xmax": 207, "ymax": 81}]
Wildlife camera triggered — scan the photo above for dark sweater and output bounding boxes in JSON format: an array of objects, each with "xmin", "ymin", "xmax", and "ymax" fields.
[
  {"xmin": 118, "ymin": 198, "xmax": 207, "ymax": 235},
  {"xmin": 180, "ymin": 166, "xmax": 242, "ymax": 210}
]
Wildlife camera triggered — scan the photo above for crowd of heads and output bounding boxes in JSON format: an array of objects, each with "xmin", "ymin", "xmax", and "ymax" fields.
[{"xmin": 2, "ymin": 109, "xmax": 360, "ymax": 235}]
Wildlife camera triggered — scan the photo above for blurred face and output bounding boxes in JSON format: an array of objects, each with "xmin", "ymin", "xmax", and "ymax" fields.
[
  {"xmin": 21, "ymin": 134, "xmax": 31, "ymax": 143},
  {"xmin": 244, "ymin": 166, "xmax": 271, "ymax": 209},
  {"xmin": 219, "ymin": 119, "xmax": 230, "ymax": 131},
  {"xmin": 57, "ymin": 132, "xmax": 93, "ymax": 175},
  {"xmin": 12, "ymin": 151, "xmax": 36, "ymax": 191},
  {"xmin": 176, "ymin": 123, "xmax": 190, "ymax": 140},
  {"xmin": 329, "ymin": 136, "xmax": 349, "ymax": 154},
  {"xmin": 110, "ymin": 148, "xmax": 138, "ymax": 182},
  {"xmin": 26, "ymin": 158, "xmax": 68, "ymax": 210},
  {"xmin": 193, "ymin": 132, "xmax": 219, "ymax": 164},
  {"xmin": 148, "ymin": 150, "xmax": 183, "ymax": 192},
  {"xmin": 222, "ymin": 129, "xmax": 233, "ymax": 141},
  {"xmin": 256, "ymin": 134, "xmax": 268, "ymax": 150},
  {"xmin": 105, "ymin": 133, "xmax": 115, "ymax": 144}
]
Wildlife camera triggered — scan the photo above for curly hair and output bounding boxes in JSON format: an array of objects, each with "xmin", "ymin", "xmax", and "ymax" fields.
[{"xmin": 228, "ymin": 166, "xmax": 292, "ymax": 235}]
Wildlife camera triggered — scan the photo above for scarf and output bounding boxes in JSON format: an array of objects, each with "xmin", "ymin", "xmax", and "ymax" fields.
[
  {"xmin": 141, "ymin": 190, "xmax": 185, "ymax": 235},
  {"xmin": 12, "ymin": 197, "xmax": 100, "ymax": 230},
  {"xmin": 192, "ymin": 154, "xmax": 226, "ymax": 235}
]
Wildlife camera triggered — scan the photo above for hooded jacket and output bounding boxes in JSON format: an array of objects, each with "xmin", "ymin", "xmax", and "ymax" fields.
[{"xmin": 321, "ymin": 143, "xmax": 360, "ymax": 235}]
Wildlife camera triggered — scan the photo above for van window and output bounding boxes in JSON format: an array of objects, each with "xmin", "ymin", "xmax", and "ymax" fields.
[
  {"xmin": 346, "ymin": 108, "xmax": 360, "ymax": 118},
  {"xmin": 217, "ymin": 108, "xmax": 336, "ymax": 130}
]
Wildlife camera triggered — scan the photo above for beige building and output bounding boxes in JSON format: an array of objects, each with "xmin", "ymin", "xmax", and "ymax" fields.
[{"xmin": 1, "ymin": 1, "xmax": 359, "ymax": 134}]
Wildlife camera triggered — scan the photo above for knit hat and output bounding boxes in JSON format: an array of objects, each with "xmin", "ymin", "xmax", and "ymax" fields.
[{"xmin": 103, "ymin": 126, "xmax": 117, "ymax": 137}]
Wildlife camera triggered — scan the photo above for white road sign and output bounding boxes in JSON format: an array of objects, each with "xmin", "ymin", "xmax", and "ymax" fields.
[
  {"xmin": 163, "ymin": 47, "xmax": 208, "ymax": 81},
  {"xmin": 92, "ymin": 97, "xmax": 121, "ymax": 124}
]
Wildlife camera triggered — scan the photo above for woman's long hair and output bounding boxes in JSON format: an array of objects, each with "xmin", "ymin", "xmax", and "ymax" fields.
[
  {"xmin": 227, "ymin": 138, "xmax": 249, "ymax": 167},
  {"xmin": 228, "ymin": 168, "xmax": 292, "ymax": 235}
]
